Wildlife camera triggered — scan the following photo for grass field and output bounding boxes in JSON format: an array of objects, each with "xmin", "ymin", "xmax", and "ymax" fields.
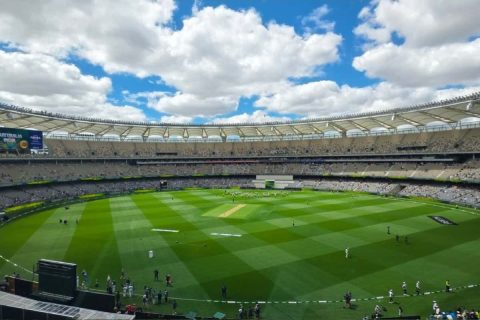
[{"xmin": 1, "ymin": 189, "xmax": 479, "ymax": 319}]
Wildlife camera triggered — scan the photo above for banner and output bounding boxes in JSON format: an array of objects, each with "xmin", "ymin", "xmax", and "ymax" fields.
[
  {"xmin": 0, "ymin": 127, "xmax": 43, "ymax": 152},
  {"xmin": 428, "ymin": 215, "xmax": 458, "ymax": 225}
]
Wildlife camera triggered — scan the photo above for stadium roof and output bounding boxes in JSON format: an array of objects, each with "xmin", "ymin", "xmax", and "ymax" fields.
[
  {"xmin": 0, "ymin": 291, "xmax": 134, "ymax": 320},
  {"xmin": 1, "ymin": 92, "xmax": 480, "ymax": 140}
]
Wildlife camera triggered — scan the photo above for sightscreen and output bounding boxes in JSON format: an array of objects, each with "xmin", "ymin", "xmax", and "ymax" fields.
[
  {"xmin": 265, "ymin": 180, "xmax": 274, "ymax": 189},
  {"xmin": 0, "ymin": 127, "xmax": 43, "ymax": 152}
]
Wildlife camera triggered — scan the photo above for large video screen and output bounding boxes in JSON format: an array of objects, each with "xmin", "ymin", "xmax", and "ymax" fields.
[{"xmin": 0, "ymin": 127, "xmax": 43, "ymax": 152}]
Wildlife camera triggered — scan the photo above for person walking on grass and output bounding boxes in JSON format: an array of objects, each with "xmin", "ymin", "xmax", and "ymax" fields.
[
  {"xmin": 166, "ymin": 274, "xmax": 172, "ymax": 287},
  {"xmin": 172, "ymin": 300, "xmax": 177, "ymax": 315},
  {"xmin": 388, "ymin": 289, "xmax": 394, "ymax": 303},
  {"xmin": 254, "ymin": 303, "xmax": 261, "ymax": 319},
  {"xmin": 343, "ymin": 291, "xmax": 352, "ymax": 309},
  {"xmin": 402, "ymin": 281, "xmax": 407, "ymax": 295},
  {"xmin": 221, "ymin": 284, "xmax": 227, "ymax": 300}
]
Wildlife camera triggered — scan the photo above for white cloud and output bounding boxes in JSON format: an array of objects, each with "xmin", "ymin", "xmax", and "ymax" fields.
[
  {"xmin": 157, "ymin": 6, "xmax": 342, "ymax": 99},
  {"xmin": 355, "ymin": 0, "xmax": 480, "ymax": 47},
  {"xmin": 124, "ymin": 91, "xmax": 238, "ymax": 117},
  {"xmin": 353, "ymin": 0, "xmax": 480, "ymax": 88},
  {"xmin": 192, "ymin": 0, "xmax": 203, "ymax": 15},
  {"xmin": 210, "ymin": 110, "xmax": 291, "ymax": 124},
  {"xmin": 353, "ymin": 40, "xmax": 480, "ymax": 87},
  {"xmin": 154, "ymin": 93, "xmax": 238, "ymax": 117},
  {"xmin": 160, "ymin": 115, "xmax": 193, "ymax": 124},
  {"xmin": 256, "ymin": 81, "xmax": 480, "ymax": 116},
  {"xmin": 0, "ymin": 2, "xmax": 342, "ymax": 117},
  {"xmin": 301, "ymin": 5, "xmax": 335, "ymax": 34},
  {"xmin": 0, "ymin": 0, "xmax": 176, "ymax": 57},
  {"xmin": 0, "ymin": 50, "xmax": 146, "ymax": 121}
]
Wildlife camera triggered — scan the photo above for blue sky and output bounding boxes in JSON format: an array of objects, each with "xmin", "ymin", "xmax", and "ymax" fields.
[{"xmin": 0, "ymin": 0, "xmax": 479, "ymax": 124}]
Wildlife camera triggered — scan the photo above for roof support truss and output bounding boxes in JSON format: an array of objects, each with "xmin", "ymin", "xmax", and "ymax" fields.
[
  {"xmin": 446, "ymin": 106, "xmax": 480, "ymax": 118},
  {"xmin": 120, "ymin": 126, "xmax": 133, "ymax": 137},
  {"xmin": 349, "ymin": 120, "xmax": 368, "ymax": 132},
  {"xmin": 419, "ymin": 111, "xmax": 455, "ymax": 123},
  {"xmin": 395, "ymin": 114, "xmax": 421, "ymax": 126},
  {"xmin": 371, "ymin": 118, "xmax": 394, "ymax": 130}
]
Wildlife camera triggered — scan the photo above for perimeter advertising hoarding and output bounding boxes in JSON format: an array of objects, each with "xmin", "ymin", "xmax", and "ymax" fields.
[{"xmin": 0, "ymin": 127, "xmax": 43, "ymax": 151}]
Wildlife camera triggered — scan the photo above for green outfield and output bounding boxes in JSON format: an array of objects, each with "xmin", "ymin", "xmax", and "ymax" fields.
[{"xmin": 1, "ymin": 189, "xmax": 479, "ymax": 319}]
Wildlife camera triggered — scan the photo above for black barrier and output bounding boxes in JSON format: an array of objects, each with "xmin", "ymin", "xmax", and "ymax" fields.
[
  {"xmin": 14, "ymin": 278, "xmax": 34, "ymax": 297},
  {"xmin": 74, "ymin": 290, "xmax": 115, "ymax": 313}
]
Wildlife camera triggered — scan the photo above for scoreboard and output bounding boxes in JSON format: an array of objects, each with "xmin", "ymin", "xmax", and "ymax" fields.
[{"xmin": 0, "ymin": 127, "xmax": 43, "ymax": 152}]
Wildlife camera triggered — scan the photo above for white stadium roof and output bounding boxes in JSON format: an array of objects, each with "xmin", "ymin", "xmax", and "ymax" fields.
[{"xmin": 1, "ymin": 92, "xmax": 480, "ymax": 140}]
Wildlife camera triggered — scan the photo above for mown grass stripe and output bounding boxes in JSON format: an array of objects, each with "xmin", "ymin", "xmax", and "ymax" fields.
[
  {"xmin": 63, "ymin": 199, "xmax": 122, "ymax": 287},
  {"xmin": 0, "ymin": 204, "xmax": 84, "ymax": 274},
  {"xmin": 130, "ymin": 194, "xmax": 215, "ymax": 300}
]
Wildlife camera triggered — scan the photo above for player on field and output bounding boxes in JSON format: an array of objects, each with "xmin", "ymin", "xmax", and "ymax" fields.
[
  {"xmin": 172, "ymin": 299, "xmax": 177, "ymax": 315},
  {"xmin": 374, "ymin": 304, "xmax": 383, "ymax": 317},
  {"xmin": 388, "ymin": 289, "xmax": 394, "ymax": 303},
  {"xmin": 166, "ymin": 274, "xmax": 172, "ymax": 287},
  {"xmin": 221, "ymin": 284, "xmax": 227, "ymax": 300},
  {"xmin": 345, "ymin": 247, "xmax": 349, "ymax": 259},
  {"xmin": 343, "ymin": 291, "xmax": 352, "ymax": 309},
  {"xmin": 402, "ymin": 281, "xmax": 407, "ymax": 295},
  {"xmin": 415, "ymin": 280, "xmax": 421, "ymax": 295}
]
